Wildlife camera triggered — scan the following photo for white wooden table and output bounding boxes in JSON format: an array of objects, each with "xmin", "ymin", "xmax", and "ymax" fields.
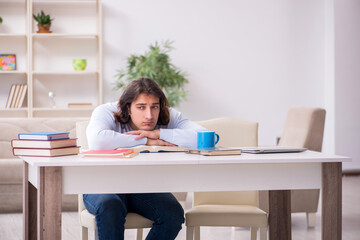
[{"xmin": 22, "ymin": 151, "xmax": 350, "ymax": 240}]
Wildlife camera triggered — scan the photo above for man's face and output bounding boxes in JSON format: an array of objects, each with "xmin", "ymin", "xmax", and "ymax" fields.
[{"xmin": 128, "ymin": 93, "xmax": 160, "ymax": 130}]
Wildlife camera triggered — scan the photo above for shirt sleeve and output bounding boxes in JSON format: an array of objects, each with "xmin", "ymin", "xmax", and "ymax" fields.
[
  {"xmin": 86, "ymin": 103, "xmax": 147, "ymax": 150},
  {"xmin": 159, "ymin": 108, "xmax": 207, "ymax": 149}
]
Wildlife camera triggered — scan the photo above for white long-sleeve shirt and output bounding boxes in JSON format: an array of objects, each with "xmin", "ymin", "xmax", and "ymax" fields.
[{"xmin": 86, "ymin": 101, "xmax": 207, "ymax": 150}]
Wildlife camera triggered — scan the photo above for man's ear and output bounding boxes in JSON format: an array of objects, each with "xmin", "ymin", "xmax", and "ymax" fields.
[{"xmin": 127, "ymin": 105, "xmax": 131, "ymax": 115}]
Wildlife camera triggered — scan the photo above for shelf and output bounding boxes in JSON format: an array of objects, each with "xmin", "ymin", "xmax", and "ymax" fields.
[
  {"xmin": 0, "ymin": 108, "xmax": 28, "ymax": 111},
  {"xmin": 0, "ymin": 1, "xmax": 26, "ymax": 6},
  {"xmin": 32, "ymin": 107, "xmax": 94, "ymax": 118},
  {"xmin": 0, "ymin": 108, "xmax": 28, "ymax": 118},
  {"xmin": 33, "ymin": 107, "xmax": 95, "ymax": 111},
  {"xmin": 0, "ymin": 71, "xmax": 27, "ymax": 75},
  {"xmin": 32, "ymin": 33, "xmax": 98, "ymax": 39},
  {"xmin": 32, "ymin": 71, "xmax": 98, "ymax": 76},
  {"xmin": 0, "ymin": 34, "xmax": 27, "ymax": 38},
  {"xmin": 33, "ymin": 0, "xmax": 96, "ymax": 4}
]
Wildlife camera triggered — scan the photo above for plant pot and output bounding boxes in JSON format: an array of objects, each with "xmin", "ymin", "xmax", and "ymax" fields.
[
  {"xmin": 72, "ymin": 59, "xmax": 87, "ymax": 71},
  {"xmin": 37, "ymin": 24, "xmax": 52, "ymax": 33}
]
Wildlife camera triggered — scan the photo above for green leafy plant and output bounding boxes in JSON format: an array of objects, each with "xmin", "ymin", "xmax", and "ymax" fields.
[
  {"xmin": 33, "ymin": 10, "xmax": 53, "ymax": 25},
  {"xmin": 0, "ymin": 17, "xmax": 3, "ymax": 24},
  {"xmin": 115, "ymin": 40, "xmax": 189, "ymax": 107}
]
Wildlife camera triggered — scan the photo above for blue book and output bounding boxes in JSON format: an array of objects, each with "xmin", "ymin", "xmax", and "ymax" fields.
[{"xmin": 18, "ymin": 131, "xmax": 70, "ymax": 141}]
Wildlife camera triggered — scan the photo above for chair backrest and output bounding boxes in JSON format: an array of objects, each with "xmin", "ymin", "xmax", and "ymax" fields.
[
  {"xmin": 194, "ymin": 117, "xmax": 259, "ymax": 206},
  {"xmin": 196, "ymin": 117, "xmax": 258, "ymax": 147},
  {"xmin": 78, "ymin": 193, "xmax": 86, "ymax": 223},
  {"xmin": 76, "ymin": 120, "xmax": 90, "ymax": 151},
  {"xmin": 76, "ymin": 120, "xmax": 90, "ymax": 225},
  {"xmin": 278, "ymin": 107, "xmax": 326, "ymax": 151}
]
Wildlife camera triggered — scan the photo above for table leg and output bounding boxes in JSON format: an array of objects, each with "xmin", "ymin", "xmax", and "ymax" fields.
[
  {"xmin": 42, "ymin": 166, "xmax": 62, "ymax": 240},
  {"xmin": 268, "ymin": 190, "xmax": 291, "ymax": 240},
  {"xmin": 322, "ymin": 162, "xmax": 342, "ymax": 240},
  {"xmin": 23, "ymin": 162, "xmax": 37, "ymax": 240}
]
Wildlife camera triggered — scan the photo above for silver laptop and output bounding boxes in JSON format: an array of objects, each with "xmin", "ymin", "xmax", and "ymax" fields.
[{"xmin": 240, "ymin": 146, "xmax": 307, "ymax": 154}]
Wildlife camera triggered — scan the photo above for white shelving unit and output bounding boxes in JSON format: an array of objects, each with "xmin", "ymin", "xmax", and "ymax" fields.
[
  {"xmin": 0, "ymin": 0, "xmax": 102, "ymax": 118},
  {"xmin": 0, "ymin": 0, "xmax": 29, "ymax": 117}
]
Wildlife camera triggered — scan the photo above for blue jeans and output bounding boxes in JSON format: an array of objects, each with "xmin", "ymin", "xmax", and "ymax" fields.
[{"xmin": 83, "ymin": 193, "xmax": 184, "ymax": 240}]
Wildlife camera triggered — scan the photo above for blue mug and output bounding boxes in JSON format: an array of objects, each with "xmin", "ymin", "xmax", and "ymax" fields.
[{"xmin": 197, "ymin": 131, "xmax": 220, "ymax": 149}]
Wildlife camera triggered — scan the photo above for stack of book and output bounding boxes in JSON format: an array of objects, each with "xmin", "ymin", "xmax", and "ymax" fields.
[
  {"xmin": 5, "ymin": 84, "xmax": 28, "ymax": 108},
  {"xmin": 12, "ymin": 131, "xmax": 79, "ymax": 157}
]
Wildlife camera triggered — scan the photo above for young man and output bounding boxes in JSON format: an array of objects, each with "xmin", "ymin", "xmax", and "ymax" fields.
[{"xmin": 85, "ymin": 78, "xmax": 206, "ymax": 240}]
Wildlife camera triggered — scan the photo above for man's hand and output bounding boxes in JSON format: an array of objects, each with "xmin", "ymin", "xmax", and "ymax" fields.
[
  {"xmin": 125, "ymin": 129, "xmax": 160, "ymax": 140},
  {"xmin": 126, "ymin": 129, "xmax": 175, "ymax": 146},
  {"xmin": 146, "ymin": 138, "xmax": 176, "ymax": 146}
]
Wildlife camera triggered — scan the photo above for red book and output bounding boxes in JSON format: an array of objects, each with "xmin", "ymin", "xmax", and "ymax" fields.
[{"xmin": 79, "ymin": 149, "xmax": 138, "ymax": 158}]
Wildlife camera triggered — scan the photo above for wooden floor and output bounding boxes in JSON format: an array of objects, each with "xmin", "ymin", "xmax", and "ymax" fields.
[{"xmin": 0, "ymin": 175, "xmax": 359, "ymax": 240}]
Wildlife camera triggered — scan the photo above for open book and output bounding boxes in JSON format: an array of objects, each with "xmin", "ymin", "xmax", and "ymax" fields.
[
  {"xmin": 117, "ymin": 145, "xmax": 188, "ymax": 153},
  {"xmin": 188, "ymin": 147, "xmax": 242, "ymax": 156}
]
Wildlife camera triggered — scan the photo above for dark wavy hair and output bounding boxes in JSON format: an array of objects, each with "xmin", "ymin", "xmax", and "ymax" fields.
[{"xmin": 114, "ymin": 78, "xmax": 170, "ymax": 125}]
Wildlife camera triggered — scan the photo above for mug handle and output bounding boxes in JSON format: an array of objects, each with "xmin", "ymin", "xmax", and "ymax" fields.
[{"xmin": 215, "ymin": 133, "xmax": 220, "ymax": 145}]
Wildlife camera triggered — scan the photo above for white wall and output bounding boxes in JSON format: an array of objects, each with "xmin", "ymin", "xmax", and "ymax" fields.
[
  {"xmin": 334, "ymin": 0, "xmax": 360, "ymax": 171},
  {"xmin": 102, "ymin": 0, "xmax": 325, "ymax": 144},
  {"xmin": 101, "ymin": 0, "xmax": 358, "ymax": 169}
]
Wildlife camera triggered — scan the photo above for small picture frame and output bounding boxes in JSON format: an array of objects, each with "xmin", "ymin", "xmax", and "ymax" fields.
[{"xmin": 0, "ymin": 54, "xmax": 16, "ymax": 71}]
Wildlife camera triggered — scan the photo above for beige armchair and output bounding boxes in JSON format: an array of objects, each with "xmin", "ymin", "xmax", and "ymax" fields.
[
  {"xmin": 186, "ymin": 118, "xmax": 268, "ymax": 240},
  {"xmin": 76, "ymin": 121, "xmax": 153, "ymax": 240},
  {"xmin": 259, "ymin": 107, "xmax": 326, "ymax": 228}
]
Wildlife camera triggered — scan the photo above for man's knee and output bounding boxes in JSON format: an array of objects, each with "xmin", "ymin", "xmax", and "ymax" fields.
[
  {"xmin": 92, "ymin": 194, "xmax": 127, "ymax": 221},
  {"xmin": 160, "ymin": 200, "xmax": 185, "ymax": 228}
]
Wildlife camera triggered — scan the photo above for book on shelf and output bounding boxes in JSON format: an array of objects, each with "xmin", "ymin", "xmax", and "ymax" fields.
[
  {"xmin": 80, "ymin": 149, "xmax": 138, "ymax": 158},
  {"xmin": 117, "ymin": 145, "xmax": 188, "ymax": 153},
  {"xmin": 16, "ymin": 84, "xmax": 27, "ymax": 108},
  {"xmin": 5, "ymin": 84, "xmax": 27, "ymax": 109},
  {"xmin": 12, "ymin": 146, "xmax": 80, "ymax": 157},
  {"xmin": 18, "ymin": 131, "xmax": 70, "ymax": 140},
  {"xmin": 68, "ymin": 103, "xmax": 93, "ymax": 108},
  {"xmin": 11, "ymin": 138, "xmax": 77, "ymax": 149},
  {"xmin": 188, "ymin": 147, "xmax": 242, "ymax": 156},
  {"xmin": 5, "ymin": 84, "xmax": 16, "ymax": 108},
  {"xmin": 14, "ymin": 84, "xmax": 24, "ymax": 108},
  {"xmin": 10, "ymin": 84, "xmax": 21, "ymax": 108}
]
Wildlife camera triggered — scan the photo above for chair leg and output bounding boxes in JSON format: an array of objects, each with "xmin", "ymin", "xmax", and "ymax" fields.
[
  {"xmin": 260, "ymin": 227, "xmax": 267, "ymax": 240},
  {"xmin": 250, "ymin": 227, "xmax": 258, "ymax": 240},
  {"xmin": 186, "ymin": 226, "xmax": 194, "ymax": 240},
  {"xmin": 306, "ymin": 212, "xmax": 316, "ymax": 228},
  {"xmin": 194, "ymin": 226, "xmax": 200, "ymax": 240},
  {"xmin": 94, "ymin": 229, "xmax": 99, "ymax": 240},
  {"xmin": 80, "ymin": 226, "xmax": 88, "ymax": 240},
  {"xmin": 136, "ymin": 228, "xmax": 144, "ymax": 240}
]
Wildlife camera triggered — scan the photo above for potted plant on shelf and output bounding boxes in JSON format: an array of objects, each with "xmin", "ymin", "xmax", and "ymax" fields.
[
  {"xmin": 115, "ymin": 40, "xmax": 189, "ymax": 107},
  {"xmin": 33, "ymin": 10, "xmax": 53, "ymax": 33},
  {"xmin": 0, "ymin": 17, "xmax": 3, "ymax": 24}
]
